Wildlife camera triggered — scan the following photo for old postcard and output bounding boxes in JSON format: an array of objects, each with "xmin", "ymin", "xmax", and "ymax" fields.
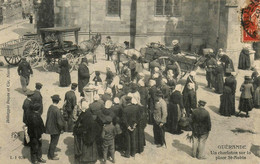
[{"xmin": 0, "ymin": 0, "xmax": 260, "ymax": 164}]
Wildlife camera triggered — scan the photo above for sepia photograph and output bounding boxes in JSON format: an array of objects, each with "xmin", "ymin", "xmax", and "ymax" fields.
[{"xmin": 0, "ymin": 0, "xmax": 260, "ymax": 163}]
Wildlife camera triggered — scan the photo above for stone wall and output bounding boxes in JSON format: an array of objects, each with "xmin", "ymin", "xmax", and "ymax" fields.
[
  {"xmin": 54, "ymin": 0, "xmax": 211, "ymax": 51},
  {"xmin": 53, "ymin": 0, "xmax": 252, "ymax": 62},
  {"xmin": 1, "ymin": 0, "xmax": 22, "ymax": 24}
]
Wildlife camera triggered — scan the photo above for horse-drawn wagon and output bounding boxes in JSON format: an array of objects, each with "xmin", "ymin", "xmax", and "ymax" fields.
[
  {"xmin": 0, "ymin": 26, "xmax": 101, "ymax": 72},
  {"xmin": 140, "ymin": 42, "xmax": 207, "ymax": 79},
  {"xmin": 0, "ymin": 33, "xmax": 40, "ymax": 66}
]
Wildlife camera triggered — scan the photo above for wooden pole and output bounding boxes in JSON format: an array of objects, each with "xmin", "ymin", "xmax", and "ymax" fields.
[{"xmin": 89, "ymin": 0, "xmax": 91, "ymax": 39}]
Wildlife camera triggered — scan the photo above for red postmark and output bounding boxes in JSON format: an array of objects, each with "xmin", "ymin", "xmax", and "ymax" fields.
[{"xmin": 242, "ymin": 0, "xmax": 260, "ymax": 42}]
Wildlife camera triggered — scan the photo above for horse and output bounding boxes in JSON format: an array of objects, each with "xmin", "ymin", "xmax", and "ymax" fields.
[{"xmin": 79, "ymin": 33, "xmax": 102, "ymax": 63}]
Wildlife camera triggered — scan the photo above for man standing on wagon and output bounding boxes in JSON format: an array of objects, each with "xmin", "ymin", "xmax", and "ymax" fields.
[{"xmin": 17, "ymin": 57, "xmax": 33, "ymax": 92}]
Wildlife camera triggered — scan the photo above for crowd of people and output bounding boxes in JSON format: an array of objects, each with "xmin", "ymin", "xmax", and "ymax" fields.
[{"xmin": 17, "ymin": 38, "xmax": 260, "ymax": 164}]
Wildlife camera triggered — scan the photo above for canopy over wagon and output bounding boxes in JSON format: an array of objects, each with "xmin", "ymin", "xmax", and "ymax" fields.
[{"xmin": 39, "ymin": 26, "xmax": 82, "ymax": 72}]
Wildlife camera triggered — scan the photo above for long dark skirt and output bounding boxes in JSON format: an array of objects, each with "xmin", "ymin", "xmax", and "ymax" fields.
[
  {"xmin": 166, "ymin": 103, "xmax": 181, "ymax": 134},
  {"xmin": 74, "ymin": 135, "xmax": 98, "ymax": 164},
  {"xmin": 219, "ymin": 94, "xmax": 233, "ymax": 116},
  {"xmin": 59, "ymin": 68, "xmax": 71, "ymax": 87},
  {"xmin": 238, "ymin": 98, "xmax": 254, "ymax": 113}
]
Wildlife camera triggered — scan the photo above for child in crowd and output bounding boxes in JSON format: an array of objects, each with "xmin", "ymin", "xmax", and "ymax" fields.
[{"xmin": 102, "ymin": 116, "xmax": 117, "ymax": 163}]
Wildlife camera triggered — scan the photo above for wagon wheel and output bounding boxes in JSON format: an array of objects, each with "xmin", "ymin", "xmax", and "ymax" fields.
[
  {"xmin": 22, "ymin": 40, "xmax": 41, "ymax": 68},
  {"xmin": 42, "ymin": 57, "xmax": 58, "ymax": 72},
  {"xmin": 4, "ymin": 55, "xmax": 21, "ymax": 65}
]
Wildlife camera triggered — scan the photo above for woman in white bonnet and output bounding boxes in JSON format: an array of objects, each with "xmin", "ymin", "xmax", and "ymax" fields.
[
  {"xmin": 58, "ymin": 54, "xmax": 71, "ymax": 87},
  {"xmin": 167, "ymin": 84, "xmax": 184, "ymax": 134}
]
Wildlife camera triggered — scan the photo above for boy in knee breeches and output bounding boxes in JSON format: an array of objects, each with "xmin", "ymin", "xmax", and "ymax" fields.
[{"xmin": 102, "ymin": 116, "xmax": 117, "ymax": 163}]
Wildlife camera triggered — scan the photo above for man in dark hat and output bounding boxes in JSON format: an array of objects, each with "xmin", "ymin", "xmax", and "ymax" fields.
[
  {"xmin": 64, "ymin": 83, "xmax": 77, "ymax": 132},
  {"xmin": 153, "ymin": 91, "xmax": 167, "ymax": 147},
  {"xmin": 22, "ymin": 89, "xmax": 34, "ymax": 146},
  {"xmin": 45, "ymin": 95, "xmax": 64, "ymax": 160},
  {"xmin": 31, "ymin": 82, "xmax": 43, "ymax": 115},
  {"xmin": 121, "ymin": 96, "xmax": 140, "ymax": 158},
  {"xmin": 27, "ymin": 103, "xmax": 46, "ymax": 164},
  {"xmin": 78, "ymin": 58, "xmax": 90, "ymax": 94},
  {"xmin": 191, "ymin": 100, "xmax": 211, "ymax": 159},
  {"xmin": 17, "ymin": 57, "xmax": 33, "ymax": 92}
]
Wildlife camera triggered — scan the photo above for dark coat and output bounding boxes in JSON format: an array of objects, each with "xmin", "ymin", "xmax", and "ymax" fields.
[
  {"xmin": 214, "ymin": 64, "xmax": 224, "ymax": 94},
  {"xmin": 148, "ymin": 86, "xmax": 158, "ymax": 111},
  {"xmin": 224, "ymin": 75, "xmax": 237, "ymax": 95},
  {"xmin": 31, "ymin": 90, "xmax": 43, "ymax": 115},
  {"xmin": 183, "ymin": 75, "xmax": 198, "ymax": 101},
  {"xmin": 253, "ymin": 76, "xmax": 260, "ymax": 90},
  {"xmin": 27, "ymin": 111, "xmax": 45, "ymax": 139},
  {"xmin": 73, "ymin": 110, "xmax": 100, "ymax": 163},
  {"xmin": 183, "ymin": 89, "xmax": 197, "ymax": 110},
  {"xmin": 45, "ymin": 104, "xmax": 65, "ymax": 135},
  {"xmin": 122, "ymin": 104, "xmax": 140, "ymax": 129},
  {"xmin": 238, "ymin": 49, "xmax": 251, "ymax": 70},
  {"xmin": 78, "ymin": 63, "xmax": 90, "ymax": 93},
  {"xmin": 220, "ymin": 55, "xmax": 234, "ymax": 76},
  {"xmin": 191, "ymin": 107, "xmax": 211, "ymax": 137},
  {"xmin": 59, "ymin": 59, "xmax": 71, "ymax": 87},
  {"xmin": 135, "ymin": 105, "xmax": 146, "ymax": 154},
  {"xmin": 17, "ymin": 61, "xmax": 33, "ymax": 77},
  {"xmin": 22, "ymin": 98, "xmax": 33, "ymax": 125},
  {"xmin": 106, "ymin": 70, "xmax": 114, "ymax": 84},
  {"xmin": 167, "ymin": 90, "xmax": 184, "ymax": 133},
  {"xmin": 89, "ymin": 100, "xmax": 104, "ymax": 118},
  {"xmin": 138, "ymin": 86, "xmax": 148, "ymax": 107},
  {"xmin": 219, "ymin": 86, "xmax": 233, "ymax": 116},
  {"xmin": 64, "ymin": 90, "xmax": 77, "ymax": 113}
]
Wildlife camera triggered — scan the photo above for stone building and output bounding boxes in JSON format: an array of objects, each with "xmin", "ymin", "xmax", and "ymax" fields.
[{"xmin": 50, "ymin": 0, "xmax": 254, "ymax": 67}]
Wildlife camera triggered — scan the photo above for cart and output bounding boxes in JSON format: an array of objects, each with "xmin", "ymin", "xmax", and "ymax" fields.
[
  {"xmin": 0, "ymin": 33, "xmax": 40, "ymax": 66},
  {"xmin": 39, "ymin": 26, "xmax": 82, "ymax": 72},
  {"xmin": 140, "ymin": 43, "xmax": 207, "ymax": 79}
]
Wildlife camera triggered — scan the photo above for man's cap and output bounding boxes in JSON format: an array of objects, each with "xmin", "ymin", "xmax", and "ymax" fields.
[
  {"xmin": 26, "ymin": 90, "xmax": 34, "ymax": 96},
  {"xmin": 71, "ymin": 83, "xmax": 78, "ymax": 88},
  {"xmin": 106, "ymin": 36, "xmax": 111, "ymax": 39},
  {"xmin": 125, "ymin": 96, "xmax": 132, "ymax": 101},
  {"xmin": 51, "ymin": 94, "xmax": 61, "ymax": 101},
  {"xmin": 198, "ymin": 100, "xmax": 207, "ymax": 107},
  {"xmin": 35, "ymin": 82, "xmax": 42, "ymax": 89}
]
